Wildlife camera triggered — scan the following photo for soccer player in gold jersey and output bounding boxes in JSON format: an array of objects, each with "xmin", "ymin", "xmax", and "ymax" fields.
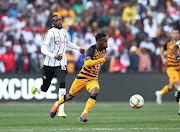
[
  {"xmin": 172, "ymin": 38, "xmax": 180, "ymax": 116},
  {"xmin": 156, "ymin": 29, "xmax": 180, "ymax": 106},
  {"xmin": 50, "ymin": 33, "xmax": 111, "ymax": 122}
]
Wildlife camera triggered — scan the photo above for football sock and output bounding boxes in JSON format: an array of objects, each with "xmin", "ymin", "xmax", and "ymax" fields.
[
  {"xmin": 178, "ymin": 87, "xmax": 180, "ymax": 111},
  {"xmin": 160, "ymin": 85, "xmax": 169, "ymax": 95},
  {"xmin": 58, "ymin": 88, "xmax": 66, "ymax": 112},
  {"xmin": 179, "ymin": 98, "xmax": 180, "ymax": 111},
  {"xmin": 34, "ymin": 79, "xmax": 42, "ymax": 92},
  {"xmin": 83, "ymin": 96, "xmax": 96, "ymax": 114},
  {"xmin": 56, "ymin": 95, "xmax": 66, "ymax": 107}
]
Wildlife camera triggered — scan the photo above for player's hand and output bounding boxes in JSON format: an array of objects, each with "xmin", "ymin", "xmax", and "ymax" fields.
[
  {"xmin": 54, "ymin": 54, "xmax": 62, "ymax": 61},
  {"xmin": 162, "ymin": 58, "xmax": 167, "ymax": 65},
  {"xmin": 104, "ymin": 56, "xmax": 112, "ymax": 62},
  {"xmin": 177, "ymin": 56, "xmax": 180, "ymax": 62},
  {"xmin": 79, "ymin": 48, "xmax": 85, "ymax": 54}
]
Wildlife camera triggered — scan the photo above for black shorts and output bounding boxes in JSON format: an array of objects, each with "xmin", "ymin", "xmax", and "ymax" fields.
[{"xmin": 41, "ymin": 65, "xmax": 67, "ymax": 92}]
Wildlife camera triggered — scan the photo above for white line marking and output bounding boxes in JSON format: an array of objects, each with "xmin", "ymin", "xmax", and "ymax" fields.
[{"xmin": 10, "ymin": 130, "xmax": 33, "ymax": 131}]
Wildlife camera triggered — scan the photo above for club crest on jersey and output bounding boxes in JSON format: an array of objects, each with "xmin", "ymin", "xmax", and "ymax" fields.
[
  {"xmin": 95, "ymin": 64, "xmax": 100, "ymax": 70},
  {"xmin": 55, "ymin": 40, "xmax": 60, "ymax": 45}
]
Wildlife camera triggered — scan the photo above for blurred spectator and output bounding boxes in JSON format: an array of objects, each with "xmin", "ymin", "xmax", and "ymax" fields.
[
  {"xmin": 0, "ymin": 40, "xmax": 6, "ymax": 55},
  {"xmin": 0, "ymin": 0, "xmax": 10, "ymax": 14},
  {"xmin": 0, "ymin": 60, "xmax": 5, "ymax": 73},
  {"xmin": 22, "ymin": 26, "xmax": 33, "ymax": 43},
  {"xmin": 84, "ymin": 26, "xmax": 96, "ymax": 47},
  {"xmin": 138, "ymin": 48, "xmax": 152, "ymax": 72},
  {"xmin": 129, "ymin": 45, "xmax": 139, "ymax": 72},
  {"xmin": 155, "ymin": 46, "xmax": 163, "ymax": 71},
  {"xmin": 72, "ymin": 30, "xmax": 85, "ymax": 58},
  {"xmin": 113, "ymin": 56, "xmax": 127, "ymax": 73},
  {"xmin": 120, "ymin": 49, "xmax": 130, "ymax": 68},
  {"xmin": 37, "ymin": 46, "xmax": 44, "ymax": 68},
  {"xmin": 33, "ymin": 31, "xmax": 43, "ymax": 47},
  {"xmin": 167, "ymin": 1, "xmax": 180, "ymax": 21},
  {"xmin": 107, "ymin": 34, "xmax": 122, "ymax": 57},
  {"xmin": 139, "ymin": 35, "xmax": 156, "ymax": 69},
  {"xmin": 1, "ymin": 12, "xmax": 15, "ymax": 27},
  {"xmin": 1, "ymin": 46, "xmax": 15, "ymax": 72},
  {"xmin": 72, "ymin": 0, "xmax": 84, "ymax": 21},
  {"xmin": 122, "ymin": 1, "xmax": 138, "ymax": 24},
  {"xmin": 143, "ymin": 16, "xmax": 158, "ymax": 40},
  {"xmin": 9, "ymin": 3, "xmax": 19, "ymax": 18},
  {"xmin": 139, "ymin": 36, "xmax": 156, "ymax": 53},
  {"xmin": 19, "ymin": 34, "xmax": 26, "ymax": 45},
  {"xmin": 26, "ymin": 40, "xmax": 37, "ymax": 54},
  {"xmin": 16, "ymin": 46, "xmax": 30, "ymax": 72},
  {"xmin": 66, "ymin": 50, "xmax": 77, "ymax": 73},
  {"xmin": 12, "ymin": 39, "xmax": 22, "ymax": 60},
  {"xmin": 76, "ymin": 54, "xmax": 85, "ymax": 72}
]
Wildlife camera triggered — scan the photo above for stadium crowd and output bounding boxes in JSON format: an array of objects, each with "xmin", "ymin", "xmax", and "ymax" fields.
[{"xmin": 0, "ymin": 0, "xmax": 180, "ymax": 73}]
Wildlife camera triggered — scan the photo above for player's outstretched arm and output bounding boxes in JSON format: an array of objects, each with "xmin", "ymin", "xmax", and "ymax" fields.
[
  {"xmin": 67, "ymin": 41, "xmax": 85, "ymax": 54},
  {"xmin": 41, "ymin": 44, "xmax": 55, "ymax": 58},
  {"xmin": 172, "ymin": 41, "xmax": 180, "ymax": 62},
  {"xmin": 84, "ymin": 56, "xmax": 111, "ymax": 67},
  {"xmin": 160, "ymin": 48, "xmax": 167, "ymax": 65}
]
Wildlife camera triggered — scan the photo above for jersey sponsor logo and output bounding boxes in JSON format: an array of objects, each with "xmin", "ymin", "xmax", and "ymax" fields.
[
  {"xmin": 55, "ymin": 41, "xmax": 67, "ymax": 45},
  {"xmin": 55, "ymin": 40, "xmax": 60, "ymax": 45},
  {"xmin": 95, "ymin": 64, "xmax": 100, "ymax": 70}
]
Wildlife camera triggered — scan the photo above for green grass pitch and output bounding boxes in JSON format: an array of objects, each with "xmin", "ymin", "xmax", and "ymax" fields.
[{"xmin": 0, "ymin": 102, "xmax": 180, "ymax": 132}]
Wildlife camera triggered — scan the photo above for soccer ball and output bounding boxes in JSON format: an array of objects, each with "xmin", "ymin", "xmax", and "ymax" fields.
[{"xmin": 129, "ymin": 94, "xmax": 144, "ymax": 109}]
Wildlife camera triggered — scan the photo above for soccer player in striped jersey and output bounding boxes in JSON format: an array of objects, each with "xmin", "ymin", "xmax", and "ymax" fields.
[
  {"xmin": 31, "ymin": 15, "xmax": 85, "ymax": 118},
  {"xmin": 172, "ymin": 39, "xmax": 180, "ymax": 116},
  {"xmin": 50, "ymin": 33, "xmax": 111, "ymax": 122},
  {"xmin": 156, "ymin": 29, "xmax": 180, "ymax": 107}
]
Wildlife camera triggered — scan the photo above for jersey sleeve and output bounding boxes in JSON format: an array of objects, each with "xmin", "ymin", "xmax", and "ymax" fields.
[
  {"xmin": 161, "ymin": 43, "xmax": 167, "ymax": 52},
  {"xmin": 42, "ymin": 30, "xmax": 53, "ymax": 45},
  {"xmin": 176, "ymin": 40, "xmax": 180, "ymax": 48},
  {"xmin": 85, "ymin": 47, "xmax": 94, "ymax": 60}
]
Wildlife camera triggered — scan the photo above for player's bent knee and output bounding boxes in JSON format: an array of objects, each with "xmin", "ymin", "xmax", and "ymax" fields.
[
  {"xmin": 41, "ymin": 86, "xmax": 48, "ymax": 92},
  {"xmin": 59, "ymin": 82, "xmax": 65, "ymax": 88},
  {"xmin": 91, "ymin": 88, "xmax": 99, "ymax": 97},
  {"xmin": 66, "ymin": 93, "xmax": 74, "ymax": 101}
]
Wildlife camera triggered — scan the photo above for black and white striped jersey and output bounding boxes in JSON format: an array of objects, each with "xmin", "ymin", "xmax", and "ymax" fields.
[{"xmin": 42, "ymin": 27, "xmax": 79, "ymax": 67}]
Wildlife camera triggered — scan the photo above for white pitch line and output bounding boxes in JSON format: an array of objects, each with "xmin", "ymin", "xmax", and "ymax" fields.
[
  {"xmin": 7, "ymin": 127, "xmax": 180, "ymax": 132},
  {"xmin": 10, "ymin": 130, "xmax": 33, "ymax": 131}
]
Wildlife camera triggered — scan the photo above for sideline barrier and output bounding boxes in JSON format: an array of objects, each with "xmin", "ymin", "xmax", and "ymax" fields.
[{"xmin": 0, "ymin": 72, "xmax": 172, "ymax": 102}]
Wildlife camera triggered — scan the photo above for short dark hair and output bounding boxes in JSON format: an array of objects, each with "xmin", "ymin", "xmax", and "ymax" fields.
[
  {"xmin": 95, "ymin": 33, "xmax": 107, "ymax": 41},
  {"xmin": 51, "ymin": 15, "xmax": 58, "ymax": 21},
  {"xmin": 172, "ymin": 28, "xmax": 179, "ymax": 32}
]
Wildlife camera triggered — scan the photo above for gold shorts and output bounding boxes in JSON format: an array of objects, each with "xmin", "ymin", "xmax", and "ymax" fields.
[
  {"xmin": 166, "ymin": 69, "xmax": 180, "ymax": 83},
  {"xmin": 69, "ymin": 79, "xmax": 100, "ymax": 96}
]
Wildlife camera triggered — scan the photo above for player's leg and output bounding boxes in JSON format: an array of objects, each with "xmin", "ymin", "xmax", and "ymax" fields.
[
  {"xmin": 54, "ymin": 66, "xmax": 67, "ymax": 118},
  {"xmin": 156, "ymin": 69, "xmax": 176, "ymax": 104},
  {"xmin": 156, "ymin": 83, "xmax": 174, "ymax": 104},
  {"xmin": 173, "ymin": 80, "xmax": 180, "ymax": 115},
  {"xmin": 50, "ymin": 78, "xmax": 86, "ymax": 118},
  {"xmin": 79, "ymin": 80, "xmax": 100, "ymax": 122},
  {"xmin": 31, "ymin": 66, "xmax": 54, "ymax": 94},
  {"xmin": 50, "ymin": 93, "xmax": 74, "ymax": 118}
]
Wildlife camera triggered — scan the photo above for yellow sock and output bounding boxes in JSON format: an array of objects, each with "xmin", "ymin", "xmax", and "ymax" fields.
[
  {"xmin": 179, "ymin": 98, "xmax": 180, "ymax": 111},
  {"xmin": 83, "ymin": 97, "xmax": 96, "ymax": 114},
  {"xmin": 160, "ymin": 85, "xmax": 169, "ymax": 95},
  {"xmin": 56, "ymin": 95, "xmax": 66, "ymax": 107}
]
